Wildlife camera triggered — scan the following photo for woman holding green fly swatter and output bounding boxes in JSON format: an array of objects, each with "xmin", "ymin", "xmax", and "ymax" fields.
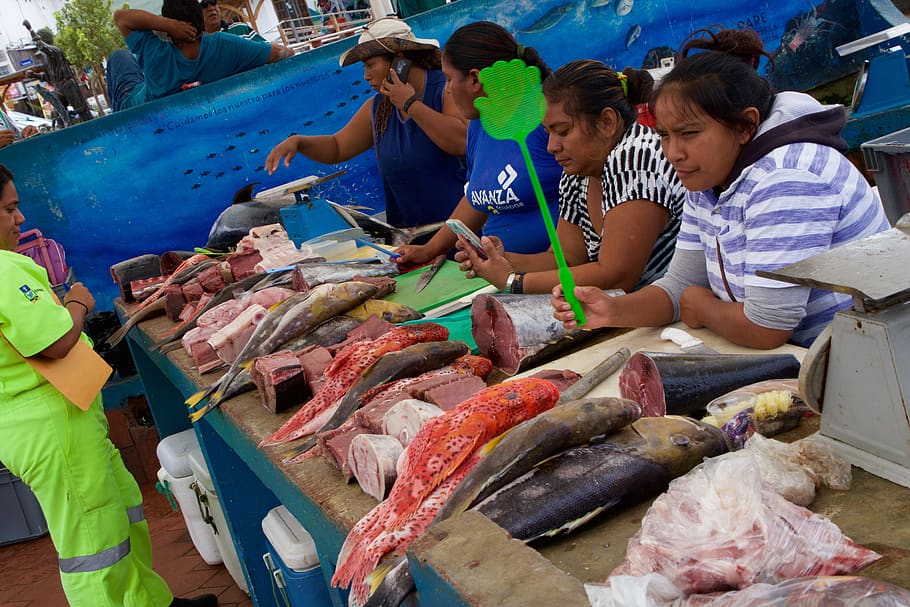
[
  {"xmin": 457, "ymin": 59, "xmax": 686, "ymax": 296},
  {"xmin": 394, "ymin": 21, "xmax": 564, "ymax": 266}
]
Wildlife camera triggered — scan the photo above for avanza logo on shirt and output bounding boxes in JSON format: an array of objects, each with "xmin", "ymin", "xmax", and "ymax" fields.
[{"xmin": 471, "ymin": 164, "xmax": 522, "ymax": 214}]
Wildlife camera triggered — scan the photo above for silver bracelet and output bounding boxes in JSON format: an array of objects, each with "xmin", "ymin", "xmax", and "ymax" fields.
[{"xmin": 504, "ymin": 272, "xmax": 517, "ymax": 293}]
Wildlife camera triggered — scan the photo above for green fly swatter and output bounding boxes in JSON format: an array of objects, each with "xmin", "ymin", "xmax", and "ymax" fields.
[{"xmin": 474, "ymin": 58, "xmax": 585, "ymax": 325}]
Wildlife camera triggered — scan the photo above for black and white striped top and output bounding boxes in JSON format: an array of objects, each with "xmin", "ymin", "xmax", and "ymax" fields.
[{"xmin": 559, "ymin": 122, "xmax": 686, "ymax": 290}]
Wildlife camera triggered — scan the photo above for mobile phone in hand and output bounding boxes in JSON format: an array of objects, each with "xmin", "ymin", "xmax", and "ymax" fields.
[
  {"xmin": 446, "ymin": 219, "xmax": 489, "ymax": 260},
  {"xmin": 388, "ymin": 57, "xmax": 412, "ymax": 84}
]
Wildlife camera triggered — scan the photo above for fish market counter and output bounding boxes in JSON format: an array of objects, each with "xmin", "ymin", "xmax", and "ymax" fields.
[{"xmin": 121, "ymin": 306, "xmax": 910, "ymax": 606}]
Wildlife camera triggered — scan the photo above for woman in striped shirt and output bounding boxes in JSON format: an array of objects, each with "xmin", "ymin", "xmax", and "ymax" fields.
[
  {"xmin": 456, "ymin": 59, "xmax": 686, "ymax": 294},
  {"xmin": 552, "ymin": 51, "xmax": 889, "ymax": 348}
]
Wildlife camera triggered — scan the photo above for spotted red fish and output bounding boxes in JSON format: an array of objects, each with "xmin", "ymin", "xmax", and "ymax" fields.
[
  {"xmin": 259, "ymin": 323, "xmax": 449, "ymax": 447},
  {"xmin": 331, "ymin": 377, "xmax": 560, "ymax": 600}
]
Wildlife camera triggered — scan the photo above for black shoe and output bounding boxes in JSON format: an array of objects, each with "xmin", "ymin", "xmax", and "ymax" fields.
[{"xmin": 169, "ymin": 594, "xmax": 218, "ymax": 607}]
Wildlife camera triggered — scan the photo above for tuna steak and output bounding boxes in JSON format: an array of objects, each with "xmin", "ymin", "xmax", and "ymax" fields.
[{"xmin": 471, "ymin": 293, "xmax": 608, "ymax": 375}]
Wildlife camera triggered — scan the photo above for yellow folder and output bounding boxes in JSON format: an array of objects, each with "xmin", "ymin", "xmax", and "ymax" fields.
[{"xmin": 25, "ymin": 340, "xmax": 112, "ymax": 411}]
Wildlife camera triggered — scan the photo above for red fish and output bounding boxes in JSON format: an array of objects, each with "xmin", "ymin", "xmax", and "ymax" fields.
[
  {"xmin": 259, "ymin": 323, "xmax": 449, "ymax": 447},
  {"xmin": 331, "ymin": 377, "xmax": 560, "ymax": 601}
]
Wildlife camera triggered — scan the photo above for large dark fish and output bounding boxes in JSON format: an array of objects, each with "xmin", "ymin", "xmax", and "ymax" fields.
[
  {"xmin": 367, "ymin": 396, "xmax": 643, "ymax": 607},
  {"xmin": 436, "ymin": 396, "xmax": 643, "ymax": 522},
  {"xmin": 205, "ymin": 184, "xmax": 282, "ymax": 252},
  {"xmin": 471, "ymin": 293, "xmax": 610, "ymax": 375},
  {"xmin": 619, "ymin": 351, "xmax": 802, "ymax": 418},
  {"xmin": 474, "ymin": 416, "xmax": 730, "ymax": 542},
  {"xmin": 281, "ymin": 340, "xmax": 470, "ymax": 459},
  {"xmin": 186, "ymin": 281, "xmax": 378, "ymax": 420}
]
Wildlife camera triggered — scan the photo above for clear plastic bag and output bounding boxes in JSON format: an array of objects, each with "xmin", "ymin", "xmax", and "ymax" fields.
[
  {"xmin": 610, "ymin": 453, "xmax": 880, "ymax": 595},
  {"xmin": 676, "ymin": 576, "xmax": 910, "ymax": 606}
]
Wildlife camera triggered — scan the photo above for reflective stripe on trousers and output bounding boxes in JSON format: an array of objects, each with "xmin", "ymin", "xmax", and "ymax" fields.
[{"xmin": 0, "ymin": 383, "xmax": 173, "ymax": 606}]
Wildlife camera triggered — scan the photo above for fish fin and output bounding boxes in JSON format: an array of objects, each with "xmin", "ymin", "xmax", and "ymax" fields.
[
  {"xmin": 188, "ymin": 402, "xmax": 215, "ymax": 423},
  {"xmin": 478, "ymin": 427, "xmax": 513, "ymax": 456},
  {"xmin": 363, "ymin": 555, "xmax": 411, "ymax": 607}
]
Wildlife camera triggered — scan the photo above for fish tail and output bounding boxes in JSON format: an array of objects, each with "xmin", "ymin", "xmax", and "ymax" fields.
[
  {"xmin": 185, "ymin": 386, "xmax": 215, "ymax": 408},
  {"xmin": 188, "ymin": 402, "xmax": 215, "ymax": 423}
]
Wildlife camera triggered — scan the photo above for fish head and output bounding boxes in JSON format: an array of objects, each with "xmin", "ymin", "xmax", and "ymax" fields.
[{"xmin": 623, "ymin": 415, "xmax": 731, "ymax": 477}]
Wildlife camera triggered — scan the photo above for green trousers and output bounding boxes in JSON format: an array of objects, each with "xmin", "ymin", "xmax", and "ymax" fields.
[{"xmin": 0, "ymin": 383, "xmax": 173, "ymax": 607}]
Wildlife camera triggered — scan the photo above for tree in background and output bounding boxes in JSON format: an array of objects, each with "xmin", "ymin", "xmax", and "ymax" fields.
[{"xmin": 54, "ymin": 0, "xmax": 125, "ymax": 111}]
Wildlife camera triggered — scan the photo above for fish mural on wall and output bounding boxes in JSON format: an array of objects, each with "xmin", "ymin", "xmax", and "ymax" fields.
[{"xmin": 0, "ymin": 0, "xmax": 895, "ymax": 307}]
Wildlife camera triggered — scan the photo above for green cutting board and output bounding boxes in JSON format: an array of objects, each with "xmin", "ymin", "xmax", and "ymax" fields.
[{"xmin": 384, "ymin": 260, "xmax": 490, "ymax": 313}]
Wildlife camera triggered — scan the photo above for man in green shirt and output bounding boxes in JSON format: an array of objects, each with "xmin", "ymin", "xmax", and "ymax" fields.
[{"xmin": 200, "ymin": 0, "xmax": 267, "ymax": 41}]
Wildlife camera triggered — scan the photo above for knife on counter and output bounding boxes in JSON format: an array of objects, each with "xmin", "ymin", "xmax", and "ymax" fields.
[
  {"xmin": 414, "ymin": 254, "xmax": 447, "ymax": 293},
  {"xmin": 660, "ymin": 327, "xmax": 719, "ymax": 354}
]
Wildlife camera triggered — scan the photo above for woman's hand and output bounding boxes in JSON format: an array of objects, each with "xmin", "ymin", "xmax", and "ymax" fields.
[
  {"xmin": 0, "ymin": 130, "xmax": 15, "ymax": 148},
  {"xmin": 265, "ymin": 136, "xmax": 301, "ymax": 174},
  {"xmin": 679, "ymin": 285, "xmax": 717, "ymax": 329},
  {"xmin": 63, "ymin": 282, "xmax": 95, "ymax": 315},
  {"xmin": 552, "ymin": 284, "xmax": 616, "ymax": 330},
  {"xmin": 456, "ymin": 235, "xmax": 511, "ymax": 287},
  {"xmin": 382, "ymin": 70, "xmax": 417, "ymax": 112},
  {"xmin": 394, "ymin": 243, "xmax": 437, "ymax": 268},
  {"xmin": 21, "ymin": 125, "xmax": 38, "ymax": 138}
]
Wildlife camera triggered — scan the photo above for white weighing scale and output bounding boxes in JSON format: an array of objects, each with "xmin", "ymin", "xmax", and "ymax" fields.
[{"xmin": 758, "ymin": 214, "xmax": 910, "ymax": 488}]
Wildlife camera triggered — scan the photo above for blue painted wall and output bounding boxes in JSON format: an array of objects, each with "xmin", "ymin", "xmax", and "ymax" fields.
[{"xmin": 0, "ymin": 0, "xmax": 875, "ymax": 308}]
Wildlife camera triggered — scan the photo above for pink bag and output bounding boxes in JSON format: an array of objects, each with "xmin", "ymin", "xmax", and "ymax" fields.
[{"xmin": 16, "ymin": 228, "xmax": 69, "ymax": 285}]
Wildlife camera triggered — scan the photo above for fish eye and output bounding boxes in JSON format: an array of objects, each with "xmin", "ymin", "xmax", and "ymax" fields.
[{"xmin": 669, "ymin": 433, "xmax": 690, "ymax": 447}]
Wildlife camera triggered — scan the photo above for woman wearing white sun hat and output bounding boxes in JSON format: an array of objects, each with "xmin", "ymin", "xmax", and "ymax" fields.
[{"xmin": 266, "ymin": 17, "xmax": 468, "ymax": 230}]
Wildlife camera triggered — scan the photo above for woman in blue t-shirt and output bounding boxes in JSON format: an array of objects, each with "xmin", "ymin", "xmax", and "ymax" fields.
[
  {"xmin": 395, "ymin": 21, "xmax": 563, "ymax": 266},
  {"xmin": 266, "ymin": 17, "xmax": 467, "ymax": 229}
]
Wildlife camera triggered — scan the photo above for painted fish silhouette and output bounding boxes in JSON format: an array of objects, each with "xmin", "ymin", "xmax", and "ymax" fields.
[
  {"xmin": 225, "ymin": 145, "xmax": 236, "ymax": 151},
  {"xmin": 337, "ymin": 102, "xmax": 347, "ymax": 107},
  {"xmin": 255, "ymin": 165, "xmax": 265, "ymax": 172},
  {"xmin": 191, "ymin": 183, "xmax": 201, "ymax": 190},
  {"xmin": 216, "ymin": 172, "xmax": 224, "ymax": 178},
  {"xmin": 590, "ymin": 0, "xmax": 611, "ymax": 7},
  {"xmin": 616, "ymin": 0, "xmax": 633, "ymax": 16},
  {"xmin": 325, "ymin": 110, "xmax": 334, "ymax": 117},
  {"xmin": 184, "ymin": 169, "xmax": 193, "ymax": 175},
  {"xmin": 201, "ymin": 170, "xmax": 210, "ymax": 177},
  {"xmin": 154, "ymin": 128, "xmax": 164, "ymax": 134},
  {"xmin": 304, "ymin": 121, "xmax": 313, "ymax": 127},
  {"xmin": 259, "ymin": 129, "xmax": 269, "ymax": 135},
  {"xmin": 334, "ymin": 69, "xmax": 343, "ymax": 75},
  {"xmin": 232, "ymin": 165, "xmax": 243, "ymax": 171},
  {"xmin": 249, "ymin": 148, "xmax": 260, "ymax": 154},
  {"xmin": 207, "ymin": 153, "xmax": 217, "ymax": 159},
  {"xmin": 237, "ymin": 132, "xmax": 246, "ymax": 137},
  {"xmin": 518, "ymin": 3, "xmax": 572, "ymax": 34},
  {"xmin": 625, "ymin": 23, "xmax": 642, "ymax": 48},
  {"xmin": 353, "ymin": 79, "xmax": 362, "ymax": 85}
]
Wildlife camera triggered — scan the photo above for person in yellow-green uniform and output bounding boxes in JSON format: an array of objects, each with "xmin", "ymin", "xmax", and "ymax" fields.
[{"xmin": 0, "ymin": 164, "xmax": 217, "ymax": 607}]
